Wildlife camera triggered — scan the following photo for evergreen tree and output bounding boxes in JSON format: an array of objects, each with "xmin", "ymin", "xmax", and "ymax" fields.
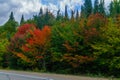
[
  {"xmin": 56, "ymin": 9, "xmax": 61, "ymax": 20},
  {"xmin": 34, "ymin": 8, "xmax": 55, "ymax": 29},
  {"xmin": 99, "ymin": 0, "xmax": 105, "ymax": 15},
  {"xmin": 39, "ymin": 7, "xmax": 43, "ymax": 16},
  {"xmin": 9, "ymin": 11, "xmax": 15, "ymax": 21},
  {"xmin": 5, "ymin": 11, "xmax": 18, "ymax": 34},
  {"xmin": 20, "ymin": 14, "xmax": 25, "ymax": 25},
  {"xmin": 109, "ymin": 1, "xmax": 114, "ymax": 17},
  {"xmin": 94, "ymin": 0, "xmax": 99, "ymax": 14},
  {"xmin": 35, "ymin": 8, "xmax": 44, "ymax": 29},
  {"xmin": 44, "ymin": 8, "xmax": 49, "ymax": 23},
  {"xmin": 65, "ymin": 5, "xmax": 68, "ymax": 19},
  {"xmin": 71, "ymin": 10, "xmax": 75, "ymax": 19},
  {"xmin": 109, "ymin": 0, "xmax": 120, "ymax": 17},
  {"xmin": 81, "ymin": 0, "xmax": 93, "ymax": 18},
  {"xmin": 80, "ymin": 5, "xmax": 85, "ymax": 18},
  {"xmin": 76, "ymin": 9, "xmax": 79, "ymax": 20}
]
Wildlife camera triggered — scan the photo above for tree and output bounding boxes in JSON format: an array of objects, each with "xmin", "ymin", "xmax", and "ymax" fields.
[
  {"xmin": 0, "ymin": 29, "xmax": 9, "ymax": 67},
  {"xmin": 56, "ymin": 9, "xmax": 61, "ymax": 20},
  {"xmin": 9, "ymin": 11, "xmax": 15, "ymax": 21},
  {"xmin": 8, "ymin": 24, "xmax": 51, "ymax": 70},
  {"xmin": 109, "ymin": 1, "xmax": 113, "ymax": 16},
  {"xmin": 76, "ymin": 9, "xmax": 79, "ymax": 20},
  {"xmin": 3, "ymin": 20, "xmax": 18, "ymax": 36},
  {"xmin": 81, "ymin": 0, "xmax": 93, "ymax": 18},
  {"xmin": 99, "ymin": 0, "xmax": 105, "ymax": 15},
  {"xmin": 109, "ymin": 0, "xmax": 120, "ymax": 17},
  {"xmin": 87, "ymin": 13, "xmax": 107, "ymax": 29},
  {"xmin": 7, "ymin": 24, "xmax": 36, "ymax": 69},
  {"xmin": 80, "ymin": 5, "xmax": 85, "ymax": 18},
  {"xmin": 39, "ymin": 7, "xmax": 43, "ymax": 16},
  {"xmin": 34, "ymin": 8, "xmax": 55, "ymax": 29},
  {"xmin": 8, "ymin": 24, "xmax": 36, "ymax": 62},
  {"xmin": 51, "ymin": 21, "xmax": 95, "ymax": 72},
  {"xmin": 94, "ymin": 0, "xmax": 99, "ymax": 14},
  {"xmin": 65, "ymin": 5, "xmax": 68, "ymax": 19},
  {"xmin": 20, "ymin": 14, "xmax": 25, "ymax": 25},
  {"xmin": 71, "ymin": 10, "xmax": 75, "ymax": 20},
  {"xmin": 91, "ymin": 19, "xmax": 120, "ymax": 76},
  {"xmin": 0, "ymin": 12, "xmax": 18, "ymax": 68},
  {"xmin": 3, "ymin": 11, "xmax": 18, "ymax": 35},
  {"xmin": 24, "ymin": 26, "xmax": 51, "ymax": 70}
]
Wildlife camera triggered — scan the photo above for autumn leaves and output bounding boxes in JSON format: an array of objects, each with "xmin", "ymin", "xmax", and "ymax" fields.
[{"xmin": 8, "ymin": 24, "xmax": 51, "ymax": 70}]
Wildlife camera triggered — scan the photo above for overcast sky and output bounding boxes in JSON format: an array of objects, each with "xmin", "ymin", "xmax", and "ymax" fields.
[{"xmin": 0, "ymin": 0, "xmax": 112, "ymax": 25}]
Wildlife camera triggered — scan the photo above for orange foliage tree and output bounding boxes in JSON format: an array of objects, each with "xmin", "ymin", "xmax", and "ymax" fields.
[
  {"xmin": 22, "ymin": 26, "xmax": 51, "ymax": 70},
  {"xmin": 8, "ymin": 24, "xmax": 51, "ymax": 70},
  {"xmin": 83, "ymin": 13, "xmax": 107, "ymax": 43},
  {"xmin": 8, "ymin": 24, "xmax": 36, "ymax": 62},
  {"xmin": 87, "ymin": 13, "xmax": 107, "ymax": 29}
]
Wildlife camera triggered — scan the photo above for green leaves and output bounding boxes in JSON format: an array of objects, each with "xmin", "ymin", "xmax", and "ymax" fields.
[
  {"xmin": 90, "ymin": 18, "xmax": 120, "ymax": 75},
  {"xmin": 0, "ymin": 39, "xmax": 9, "ymax": 53}
]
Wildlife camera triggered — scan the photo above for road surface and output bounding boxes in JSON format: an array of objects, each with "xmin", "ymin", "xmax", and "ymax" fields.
[
  {"xmin": 0, "ymin": 71, "xmax": 52, "ymax": 80},
  {"xmin": 0, "ymin": 70, "xmax": 110, "ymax": 80}
]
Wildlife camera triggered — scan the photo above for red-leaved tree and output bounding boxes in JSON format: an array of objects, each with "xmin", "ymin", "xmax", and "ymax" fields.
[
  {"xmin": 22, "ymin": 26, "xmax": 51, "ymax": 70},
  {"xmin": 8, "ymin": 24, "xmax": 36, "ymax": 62},
  {"xmin": 8, "ymin": 24, "xmax": 51, "ymax": 70}
]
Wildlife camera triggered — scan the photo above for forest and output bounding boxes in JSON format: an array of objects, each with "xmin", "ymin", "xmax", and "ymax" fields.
[{"xmin": 0, "ymin": 0, "xmax": 120, "ymax": 77}]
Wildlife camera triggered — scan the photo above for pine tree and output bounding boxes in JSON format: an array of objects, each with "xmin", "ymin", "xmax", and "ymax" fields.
[
  {"xmin": 65, "ymin": 5, "xmax": 68, "ymax": 19},
  {"xmin": 20, "ymin": 14, "xmax": 25, "ymax": 25},
  {"xmin": 99, "ymin": 0, "xmax": 105, "ymax": 15},
  {"xmin": 33, "ymin": 8, "xmax": 55, "ymax": 29},
  {"xmin": 39, "ymin": 7, "xmax": 43, "ymax": 16},
  {"xmin": 71, "ymin": 10, "xmax": 75, "ymax": 19},
  {"xmin": 9, "ymin": 11, "xmax": 15, "ymax": 21},
  {"xmin": 81, "ymin": 0, "xmax": 93, "ymax": 18},
  {"xmin": 94, "ymin": 0, "xmax": 99, "ymax": 14},
  {"xmin": 109, "ymin": 0, "xmax": 120, "ymax": 17},
  {"xmin": 45, "ymin": 8, "xmax": 49, "ymax": 22},
  {"xmin": 56, "ymin": 9, "xmax": 61, "ymax": 20},
  {"xmin": 80, "ymin": 5, "xmax": 85, "ymax": 18},
  {"xmin": 4, "ymin": 11, "xmax": 18, "ymax": 34},
  {"xmin": 109, "ymin": 1, "xmax": 114, "ymax": 17},
  {"xmin": 76, "ymin": 9, "xmax": 79, "ymax": 20}
]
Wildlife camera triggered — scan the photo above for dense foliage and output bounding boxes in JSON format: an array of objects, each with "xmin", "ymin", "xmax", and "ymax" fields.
[{"xmin": 0, "ymin": 0, "xmax": 120, "ymax": 77}]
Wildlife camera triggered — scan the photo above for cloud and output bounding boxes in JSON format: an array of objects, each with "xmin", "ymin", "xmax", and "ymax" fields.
[
  {"xmin": 104, "ymin": 0, "xmax": 112, "ymax": 7},
  {"xmin": 0, "ymin": 0, "xmax": 43, "ymax": 25},
  {"xmin": 59, "ymin": 0, "xmax": 83, "ymax": 11},
  {"xmin": 0, "ymin": 0, "xmax": 18, "ymax": 25},
  {"xmin": 0, "ymin": 3, "xmax": 9, "ymax": 16},
  {"xmin": 0, "ymin": 0, "xmax": 112, "ymax": 25},
  {"xmin": 14, "ymin": 0, "xmax": 41, "ymax": 14}
]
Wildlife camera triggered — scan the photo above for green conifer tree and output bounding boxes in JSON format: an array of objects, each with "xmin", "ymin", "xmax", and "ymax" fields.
[
  {"xmin": 39, "ymin": 7, "xmax": 43, "ymax": 16},
  {"xmin": 94, "ymin": 0, "xmax": 99, "ymax": 14},
  {"xmin": 20, "ymin": 14, "xmax": 25, "ymax": 25},
  {"xmin": 9, "ymin": 11, "xmax": 15, "ymax": 21},
  {"xmin": 65, "ymin": 5, "xmax": 68, "ymax": 19},
  {"xmin": 81, "ymin": 0, "xmax": 93, "ymax": 18},
  {"xmin": 99, "ymin": 0, "xmax": 106, "ymax": 15},
  {"xmin": 76, "ymin": 9, "xmax": 79, "ymax": 20}
]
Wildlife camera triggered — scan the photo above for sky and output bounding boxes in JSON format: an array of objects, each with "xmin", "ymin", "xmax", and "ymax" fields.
[{"xmin": 0, "ymin": 0, "xmax": 112, "ymax": 25}]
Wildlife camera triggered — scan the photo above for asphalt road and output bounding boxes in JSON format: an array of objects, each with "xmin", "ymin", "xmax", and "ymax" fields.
[
  {"xmin": 0, "ymin": 72, "xmax": 53, "ymax": 80},
  {"xmin": 0, "ymin": 70, "xmax": 109, "ymax": 80}
]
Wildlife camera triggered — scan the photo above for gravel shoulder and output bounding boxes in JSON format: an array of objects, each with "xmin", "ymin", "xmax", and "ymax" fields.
[{"xmin": 0, "ymin": 70, "xmax": 111, "ymax": 80}]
